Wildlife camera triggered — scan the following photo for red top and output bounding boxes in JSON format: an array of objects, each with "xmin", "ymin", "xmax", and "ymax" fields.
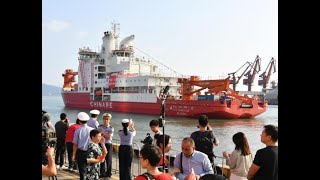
[
  {"xmin": 65, "ymin": 124, "xmax": 81, "ymax": 143},
  {"xmin": 134, "ymin": 173, "xmax": 174, "ymax": 180},
  {"xmin": 158, "ymin": 155, "xmax": 168, "ymax": 166}
]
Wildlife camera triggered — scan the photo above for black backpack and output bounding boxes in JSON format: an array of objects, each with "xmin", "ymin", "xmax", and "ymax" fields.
[
  {"xmin": 195, "ymin": 131, "xmax": 213, "ymax": 155},
  {"xmin": 138, "ymin": 172, "xmax": 157, "ymax": 180}
]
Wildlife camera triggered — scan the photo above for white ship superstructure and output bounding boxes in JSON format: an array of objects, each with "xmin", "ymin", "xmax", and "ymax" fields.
[{"xmin": 75, "ymin": 23, "xmax": 180, "ymax": 103}]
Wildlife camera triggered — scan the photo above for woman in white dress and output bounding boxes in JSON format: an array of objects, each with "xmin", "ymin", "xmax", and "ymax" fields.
[{"xmin": 223, "ymin": 132, "xmax": 253, "ymax": 180}]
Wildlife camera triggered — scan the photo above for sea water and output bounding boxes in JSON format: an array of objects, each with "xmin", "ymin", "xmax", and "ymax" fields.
[{"xmin": 42, "ymin": 95, "xmax": 278, "ymax": 159}]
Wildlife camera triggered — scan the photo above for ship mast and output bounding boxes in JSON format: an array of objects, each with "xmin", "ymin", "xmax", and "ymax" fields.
[{"xmin": 111, "ymin": 21, "xmax": 120, "ymax": 49}]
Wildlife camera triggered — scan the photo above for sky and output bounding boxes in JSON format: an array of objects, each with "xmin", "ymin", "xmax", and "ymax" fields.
[{"xmin": 42, "ymin": 0, "xmax": 278, "ymax": 91}]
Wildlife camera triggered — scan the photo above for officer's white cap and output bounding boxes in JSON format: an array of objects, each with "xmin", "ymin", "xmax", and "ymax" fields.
[
  {"xmin": 90, "ymin": 109, "xmax": 100, "ymax": 115},
  {"xmin": 122, "ymin": 119, "xmax": 129, "ymax": 123},
  {"xmin": 77, "ymin": 112, "xmax": 90, "ymax": 121},
  {"xmin": 102, "ymin": 113, "xmax": 112, "ymax": 118}
]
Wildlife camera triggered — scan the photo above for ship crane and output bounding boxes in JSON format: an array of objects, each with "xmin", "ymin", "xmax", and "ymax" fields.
[
  {"xmin": 62, "ymin": 69, "xmax": 78, "ymax": 90},
  {"xmin": 243, "ymin": 55, "xmax": 261, "ymax": 91},
  {"xmin": 178, "ymin": 76, "xmax": 255, "ymax": 105},
  {"xmin": 178, "ymin": 76, "xmax": 231, "ymax": 100},
  {"xmin": 228, "ymin": 61, "xmax": 252, "ymax": 91},
  {"xmin": 258, "ymin": 57, "xmax": 276, "ymax": 89}
]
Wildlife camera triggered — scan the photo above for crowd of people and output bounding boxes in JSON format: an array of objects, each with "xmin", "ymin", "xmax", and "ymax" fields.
[{"xmin": 41, "ymin": 110, "xmax": 278, "ymax": 180}]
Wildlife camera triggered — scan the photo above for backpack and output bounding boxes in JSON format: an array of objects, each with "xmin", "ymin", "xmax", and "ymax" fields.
[
  {"xmin": 194, "ymin": 131, "xmax": 213, "ymax": 155},
  {"xmin": 138, "ymin": 172, "xmax": 157, "ymax": 180}
]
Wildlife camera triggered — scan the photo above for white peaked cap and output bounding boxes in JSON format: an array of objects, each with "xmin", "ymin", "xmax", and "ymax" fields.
[
  {"xmin": 90, "ymin": 109, "xmax": 100, "ymax": 115},
  {"xmin": 78, "ymin": 112, "xmax": 90, "ymax": 121},
  {"xmin": 122, "ymin": 119, "xmax": 129, "ymax": 123},
  {"xmin": 102, "ymin": 113, "xmax": 112, "ymax": 118}
]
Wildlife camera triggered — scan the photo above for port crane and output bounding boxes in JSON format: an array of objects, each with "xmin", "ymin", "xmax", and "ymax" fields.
[
  {"xmin": 243, "ymin": 55, "xmax": 261, "ymax": 91},
  {"xmin": 258, "ymin": 57, "xmax": 277, "ymax": 89},
  {"xmin": 228, "ymin": 61, "xmax": 252, "ymax": 91}
]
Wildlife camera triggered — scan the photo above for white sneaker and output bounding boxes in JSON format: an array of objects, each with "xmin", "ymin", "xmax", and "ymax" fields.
[{"xmin": 60, "ymin": 165, "xmax": 67, "ymax": 170}]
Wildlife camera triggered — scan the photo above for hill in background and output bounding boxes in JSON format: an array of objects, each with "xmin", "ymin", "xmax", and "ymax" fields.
[{"xmin": 42, "ymin": 83, "xmax": 61, "ymax": 96}]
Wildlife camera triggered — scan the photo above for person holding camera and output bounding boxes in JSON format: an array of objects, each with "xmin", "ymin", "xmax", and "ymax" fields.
[
  {"xmin": 54, "ymin": 112, "xmax": 69, "ymax": 170},
  {"xmin": 42, "ymin": 112, "xmax": 55, "ymax": 133},
  {"xmin": 190, "ymin": 115, "xmax": 219, "ymax": 166},
  {"xmin": 42, "ymin": 146, "xmax": 57, "ymax": 177},
  {"xmin": 118, "ymin": 118, "xmax": 136, "ymax": 180}
]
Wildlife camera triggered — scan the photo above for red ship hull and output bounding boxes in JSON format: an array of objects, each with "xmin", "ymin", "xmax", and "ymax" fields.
[{"xmin": 62, "ymin": 92, "xmax": 267, "ymax": 119}]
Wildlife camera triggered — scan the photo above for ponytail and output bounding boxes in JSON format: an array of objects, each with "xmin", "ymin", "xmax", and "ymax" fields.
[{"xmin": 122, "ymin": 123, "xmax": 128, "ymax": 136}]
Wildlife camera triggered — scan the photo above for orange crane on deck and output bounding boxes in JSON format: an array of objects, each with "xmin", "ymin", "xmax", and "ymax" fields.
[
  {"xmin": 62, "ymin": 69, "xmax": 78, "ymax": 90},
  {"xmin": 177, "ymin": 76, "xmax": 231, "ymax": 100},
  {"xmin": 258, "ymin": 57, "xmax": 277, "ymax": 89},
  {"xmin": 243, "ymin": 55, "xmax": 261, "ymax": 91},
  {"xmin": 177, "ymin": 76, "xmax": 254, "ymax": 104}
]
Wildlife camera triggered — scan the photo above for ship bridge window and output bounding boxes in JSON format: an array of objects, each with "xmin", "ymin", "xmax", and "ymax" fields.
[
  {"xmin": 116, "ymin": 52, "xmax": 124, "ymax": 57},
  {"xmin": 98, "ymin": 66, "xmax": 106, "ymax": 72}
]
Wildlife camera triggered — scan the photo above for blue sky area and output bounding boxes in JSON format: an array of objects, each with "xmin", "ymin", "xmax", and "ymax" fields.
[{"xmin": 42, "ymin": 0, "xmax": 278, "ymax": 91}]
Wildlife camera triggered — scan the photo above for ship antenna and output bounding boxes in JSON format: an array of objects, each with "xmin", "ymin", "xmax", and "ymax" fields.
[{"xmin": 111, "ymin": 21, "xmax": 120, "ymax": 49}]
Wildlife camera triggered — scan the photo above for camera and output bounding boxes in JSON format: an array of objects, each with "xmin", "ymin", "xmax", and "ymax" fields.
[
  {"xmin": 141, "ymin": 133, "xmax": 153, "ymax": 145},
  {"xmin": 42, "ymin": 111, "xmax": 56, "ymax": 165}
]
